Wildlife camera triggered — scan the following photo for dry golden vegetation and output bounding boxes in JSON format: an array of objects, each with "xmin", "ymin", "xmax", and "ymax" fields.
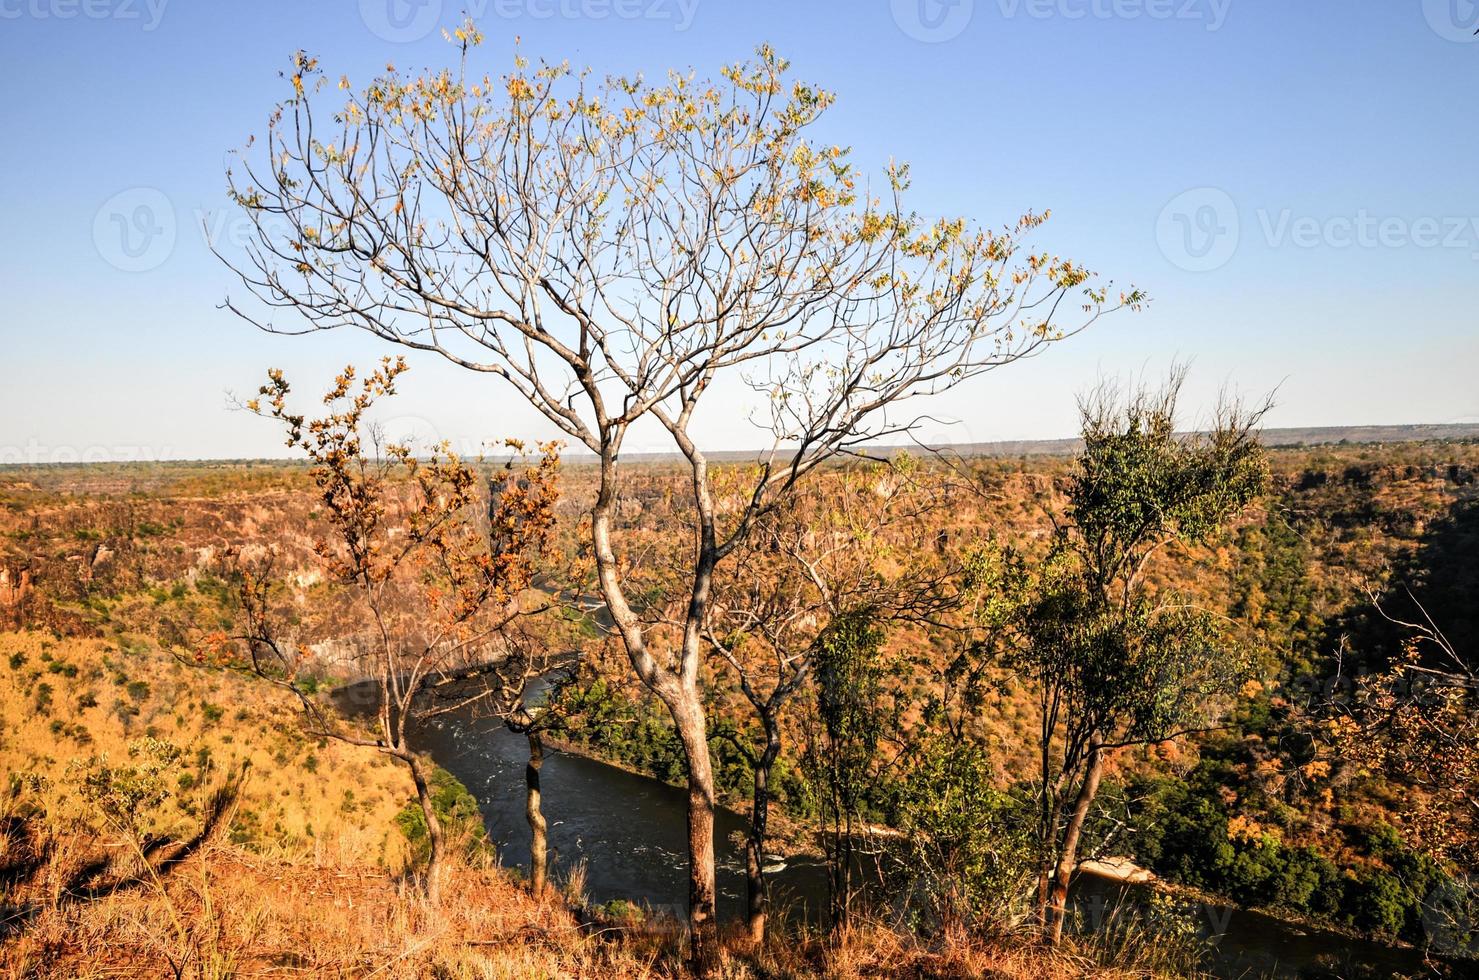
[
  {"xmin": 0, "ymin": 631, "xmax": 1146, "ymax": 977},
  {"xmin": 3, "ymin": 845, "xmax": 1154, "ymax": 979},
  {"xmin": 2, "ymin": 440, "xmax": 1478, "ymax": 977},
  {"xmin": 0, "ymin": 632, "xmax": 406, "ymax": 858}
]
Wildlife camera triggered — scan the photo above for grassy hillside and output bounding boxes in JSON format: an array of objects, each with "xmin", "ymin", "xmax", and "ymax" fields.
[
  {"xmin": 0, "ymin": 631, "xmax": 406, "ymax": 861},
  {"xmin": 0, "ymin": 630, "xmax": 1150, "ymax": 978}
]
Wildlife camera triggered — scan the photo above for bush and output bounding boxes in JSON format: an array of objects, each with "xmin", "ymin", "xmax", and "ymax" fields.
[
  {"xmin": 395, "ymin": 766, "xmax": 490, "ymax": 862},
  {"xmin": 1345, "ymin": 869, "xmax": 1410, "ymax": 937},
  {"xmin": 69, "ymin": 737, "xmax": 184, "ymax": 841},
  {"xmin": 890, "ymin": 736, "xmax": 1035, "ymax": 931}
]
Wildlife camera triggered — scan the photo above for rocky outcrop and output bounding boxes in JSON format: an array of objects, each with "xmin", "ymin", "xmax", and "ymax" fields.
[{"xmin": 0, "ymin": 565, "xmax": 31, "ymax": 608}]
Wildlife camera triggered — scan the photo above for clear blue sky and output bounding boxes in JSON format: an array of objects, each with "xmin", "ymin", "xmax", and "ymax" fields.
[{"xmin": 2, "ymin": 0, "xmax": 1476, "ymax": 461}]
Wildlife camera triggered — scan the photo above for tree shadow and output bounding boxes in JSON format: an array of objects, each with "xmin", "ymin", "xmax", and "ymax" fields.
[{"xmin": 0, "ymin": 773, "xmax": 243, "ymax": 939}]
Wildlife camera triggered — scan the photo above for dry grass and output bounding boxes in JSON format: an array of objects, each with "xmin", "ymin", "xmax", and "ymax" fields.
[
  {"xmin": 3, "ymin": 839, "xmax": 635, "ymax": 979},
  {"xmin": 2, "ymin": 835, "xmax": 1156, "ymax": 979},
  {"xmin": 0, "ymin": 631, "xmax": 407, "ymax": 866},
  {"xmin": 0, "ymin": 628, "xmax": 1176, "ymax": 978}
]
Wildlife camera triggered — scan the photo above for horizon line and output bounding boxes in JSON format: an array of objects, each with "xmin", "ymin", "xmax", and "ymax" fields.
[{"xmin": 3, "ymin": 422, "xmax": 1478, "ymax": 469}]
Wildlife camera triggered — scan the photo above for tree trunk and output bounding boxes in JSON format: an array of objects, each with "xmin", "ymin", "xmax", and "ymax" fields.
[
  {"xmin": 525, "ymin": 730, "xmax": 548, "ymax": 896},
  {"xmin": 589, "ymin": 443, "xmax": 719, "ymax": 972},
  {"xmin": 1036, "ymin": 862, "xmax": 1052, "ymax": 932},
  {"xmin": 746, "ymin": 722, "xmax": 782, "ymax": 944},
  {"xmin": 407, "ymin": 754, "xmax": 445, "ymax": 904},
  {"xmin": 1046, "ymin": 737, "xmax": 1104, "ymax": 944},
  {"xmin": 1036, "ymin": 787, "xmax": 1066, "ymax": 930},
  {"xmin": 672, "ymin": 697, "xmax": 719, "ymax": 972}
]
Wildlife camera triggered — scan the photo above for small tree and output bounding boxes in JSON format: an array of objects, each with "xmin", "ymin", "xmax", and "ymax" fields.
[
  {"xmin": 704, "ymin": 459, "xmax": 956, "ymax": 940},
  {"xmin": 1004, "ymin": 372, "xmax": 1268, "ymax": 942},
  {"xmin": 219, "ymin": 35, "xmax": 1140, "ymax": 963},
  {"xmin": 701, "ymin": 520, "xmax": 815, "ymax": 944},
  {"xmin": 805, "ymin": 608, "xmax": 893, "ymax": 928},
  {"xmin": 210, "ymin": 360, "xmax": 560, "ymax": 902},
  {"xmin": 501, "ymin": 650, "xmax": 582, "ymax": 898}
]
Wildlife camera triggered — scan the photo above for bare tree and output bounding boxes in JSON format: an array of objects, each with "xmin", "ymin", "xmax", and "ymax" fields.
[
  {"xmin": 218, "ymin": 34, "xmax": 1140, "ymax": 965},
  {"xmin": 1331, "ymin": 595, "xmax": 1478, "ymax": 871},
  {"xmin": 704, "ymin": 459, "xmax": 957, "ymax": 940},
  {"xmin": 204, "ymin": 360, "xmax": 561, "ymax": 902}
]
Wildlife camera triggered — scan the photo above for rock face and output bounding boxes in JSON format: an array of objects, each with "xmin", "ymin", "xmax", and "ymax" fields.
[
  {"xmin": 0, "ymin": 566, "xmax": 31, "ymax": 608},
  {"xmin": 0, "ymin": 565, "xmax": 34, "ymax": 628},
  {"xmin": 1079, "ymin": 857, "xmax": 1156, "ymax": 884}
]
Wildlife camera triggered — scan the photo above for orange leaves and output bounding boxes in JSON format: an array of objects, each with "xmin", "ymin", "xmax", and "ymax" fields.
[
  {"xmin": 507, "ymin": 77, "xmax": 535, "ymax": 102},
  {"xmin": 1227, "ymin": 814, "xmax": 1278, "ymax": 845},
  {"xmin": 197, "ymin": 629, "xmax": 230, "ymax": 666},
  {"xmin": 251, "ymin": 365, "xmax": 564, "ymax": 697},
  {"xmin": 1300, "ymin": 759, "xmax": 1332, "ymax": 781}
]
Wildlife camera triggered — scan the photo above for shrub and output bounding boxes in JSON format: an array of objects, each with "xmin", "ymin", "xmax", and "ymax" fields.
[
  {"xmin": 1345, "ymin": 869, "xmax": 1410, "ymax": 937},
  {"xmin": 890, "ymin": 735, "xmax": 1035, "ymax": 930},
  {"xmin": 395, "ymin": 766, "xmax": 490, "ymax": 862},
  {"xmin": 69, "ymin": 736, "xmax": 184, "ymax": 842}
]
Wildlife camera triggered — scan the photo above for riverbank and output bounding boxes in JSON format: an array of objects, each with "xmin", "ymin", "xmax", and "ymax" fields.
[{"xmin": 1075, "ymin": 861, "xmax": 1468, "ymax": 979}]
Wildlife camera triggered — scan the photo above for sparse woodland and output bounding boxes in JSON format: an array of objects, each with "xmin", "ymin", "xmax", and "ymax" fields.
[
  {"xmin": 1, "ymin": 34, "xmax": 1476, "ymax": 980},
  {"xmin": 3, "ymin": 419, "xmax": 1477, "ymax": 977}
]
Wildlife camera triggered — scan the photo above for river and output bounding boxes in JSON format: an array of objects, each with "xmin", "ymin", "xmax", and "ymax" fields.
[{"xmin": 334, "ymin": 682, "xmax": 1459, "ymax": 978}]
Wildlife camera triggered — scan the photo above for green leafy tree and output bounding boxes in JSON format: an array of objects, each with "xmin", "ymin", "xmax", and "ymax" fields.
[
  {"xmin": 1006, "ymin": 370, "xmax": 1269, "ymax": 942},
  {"xmin": 806, "ymin": 609, "xmax": 891, "ymax": 927}
]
